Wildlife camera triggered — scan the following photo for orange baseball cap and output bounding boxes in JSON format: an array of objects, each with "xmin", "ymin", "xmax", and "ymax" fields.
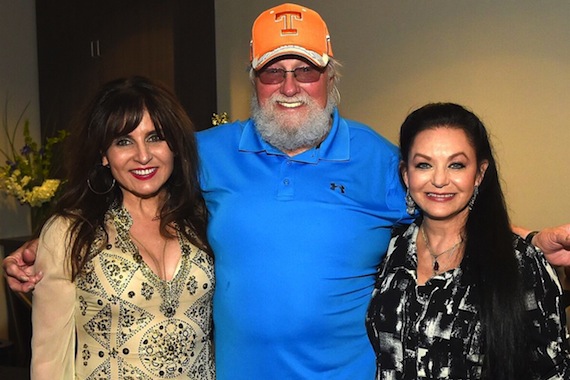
[{"xmin": 250, "ymin": 3, "xmax": 333, "ymax": 70}]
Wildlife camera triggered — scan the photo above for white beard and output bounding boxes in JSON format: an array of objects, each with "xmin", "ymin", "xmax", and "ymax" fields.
[{"xmin": 251, "ymin": 92, "xmax": 337, "ymax": 153}]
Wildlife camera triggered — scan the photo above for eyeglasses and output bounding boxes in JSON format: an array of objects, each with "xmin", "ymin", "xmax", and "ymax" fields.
[{"xmin": 256, "ymin": 66, "xmax": 325, "ymax": 85}]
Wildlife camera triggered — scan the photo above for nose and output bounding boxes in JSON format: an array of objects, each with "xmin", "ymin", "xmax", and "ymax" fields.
[
  {"xmin": 135, "ymin": 143, "xmax": 153, "ymax": 164},
  {"xmin": 432, "ymin": 167, "xmax": 449, "ymax": 188},
  {"xmin": 280, "ymin": 71, "xmax": 301, "ymax": 97}
]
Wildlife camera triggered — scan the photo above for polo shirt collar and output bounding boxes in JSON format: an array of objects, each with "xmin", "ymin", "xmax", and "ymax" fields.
[{"xmin": 238, "ymin": 108, "xmax": 349, "ymax": 163}]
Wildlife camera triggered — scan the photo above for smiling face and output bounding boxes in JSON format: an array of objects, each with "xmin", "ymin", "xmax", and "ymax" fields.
[
  {"xmin": 251, "ymin": 57, "xmax": 335, "ymax": 154},
  {"xmin": 402, "ymin": 127, "xmax": 488, "ymax": 223},
  {"xmin": 101, "ymin": 111, "xmax": 174, "ymax": 202},
  {"xmin": 255, "ymin": 58, "xmax": 331, "ymax": 112}
]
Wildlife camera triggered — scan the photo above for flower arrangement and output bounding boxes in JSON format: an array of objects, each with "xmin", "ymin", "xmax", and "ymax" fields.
[
  {"xmin": 211, "ymin": 112, "xmax": 230, "ymax": 126},
  {"xmin": 0, "ymin": 102, "xmax": 68, "ymax": 209}
]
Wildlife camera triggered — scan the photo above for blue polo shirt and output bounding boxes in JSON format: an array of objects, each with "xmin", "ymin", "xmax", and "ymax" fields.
[{"xmin": 197, "ymin": 108, "xmax": 409, "ymax": 379}]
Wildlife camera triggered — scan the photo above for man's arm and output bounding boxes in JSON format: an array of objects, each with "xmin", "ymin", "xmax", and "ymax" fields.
[{"xmin": 2, "ymin": 239, "xmax": 42, "ymax": 292}]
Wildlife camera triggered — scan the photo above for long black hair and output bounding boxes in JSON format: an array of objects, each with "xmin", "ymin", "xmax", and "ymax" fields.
[
  {"xmin": 54, "ymin": 76, "xmax": 210, "ymax": 279},
  {"xmin": 400, "ymin": 103, "xmax": 529, "ymax": 379}
]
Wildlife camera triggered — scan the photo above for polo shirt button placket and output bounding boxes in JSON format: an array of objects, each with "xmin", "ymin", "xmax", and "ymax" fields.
[{"xmin": 277, "ymin": 159, "xmax": 295, "ymax": 199}]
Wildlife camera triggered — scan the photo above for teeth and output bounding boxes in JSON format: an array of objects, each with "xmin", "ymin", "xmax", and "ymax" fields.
[
  {"xmin": 428, "ymin": 193, "xmax": 454, "ymax": 198},
  {"xmin": 132, "ymin": 168, "xmax": 156, "ymax": 176},
  {"xmin": 278, "ymin": 101, "xmax": 303, "ymax": 108}
]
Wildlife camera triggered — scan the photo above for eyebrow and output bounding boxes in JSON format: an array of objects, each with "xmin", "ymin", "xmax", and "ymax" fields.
[{"xmin": 412, "ymin": 152, "xmax": 469, "ymax": 161}]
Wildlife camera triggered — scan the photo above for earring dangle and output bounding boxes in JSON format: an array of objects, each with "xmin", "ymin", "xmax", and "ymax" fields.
[
  {"xmin": 468, "ymin": 185, "xmax": 479, "ymax": 210},
  {"xmin": 87, "ymin": 164, "xmax": 116, "ymax": 195},
  {"xmin": 405, "ymin": 189, "xmax": 416, "ymax": 216}
]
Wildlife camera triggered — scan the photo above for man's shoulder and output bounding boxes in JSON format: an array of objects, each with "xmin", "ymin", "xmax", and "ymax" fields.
[
  {"xmin": 197, "ymin": 119, "xmax": 249, "ymax": 141},
  {"xmin": 339, "ymin": 115, "xmax": 399, "ymax": 153}
]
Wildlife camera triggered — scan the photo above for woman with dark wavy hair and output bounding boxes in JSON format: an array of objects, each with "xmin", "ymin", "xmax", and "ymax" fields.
[
  {"xmin": 30, "ymin": 76, "xmax": 214, "ymax": 379},
  {"xmin": 366, "ymin": 102, "xmax": 570, "ymax": 379}
]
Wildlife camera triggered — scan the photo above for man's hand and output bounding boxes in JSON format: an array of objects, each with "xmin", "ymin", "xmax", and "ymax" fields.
[
  {"xmin": 532, "ymin": 224, "xmax": 570, "ymax": 267},
  {"xmin": 2, "ymin": 239, "xmax": 42, "ymax": 292}
]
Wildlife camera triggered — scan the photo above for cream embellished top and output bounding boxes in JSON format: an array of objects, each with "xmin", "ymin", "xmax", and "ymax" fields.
[{"xmin": 31, "ymin": 205, "xmax": 215, "ymax": 379}]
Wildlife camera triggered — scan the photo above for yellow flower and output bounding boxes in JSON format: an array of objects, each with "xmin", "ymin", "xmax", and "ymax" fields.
[
  {"xmin": 25, "ymin": 179, "xmax": 61, "ymax": 207},
  {"xmin": 0, "ymin": 102, "xmax": 67, "ymax": 208},
  {"xmin": 211, "ymin": 112, "xmax": 230, "ymax": 126}
]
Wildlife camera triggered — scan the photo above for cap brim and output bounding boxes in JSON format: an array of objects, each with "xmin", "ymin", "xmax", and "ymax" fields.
[{"xmin": 252, "ymin": 45, "xmax": 330, "ymax": 70}]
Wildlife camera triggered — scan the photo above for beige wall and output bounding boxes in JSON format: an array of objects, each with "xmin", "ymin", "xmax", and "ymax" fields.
[
  {"xmin": 0, "ymin": 0, "xmax": 40, "ymax": 239},
  {"xmin": 215, "ymin": 0, "xmax": 570, "ymax": 230}
]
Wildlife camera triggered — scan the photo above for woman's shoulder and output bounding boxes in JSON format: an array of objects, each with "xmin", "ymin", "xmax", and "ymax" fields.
[
  {"xmin": 386, "ymin": 223, "xmax": 418, "ymax": 258},
  {"xmin": 512, "ymin": 232, "xmax": 545, "ymax": 264},
  {"xmin": 40, "ymin": 214, "xmax": 76, "ymax": 238},
  {"xmin": 38, "ymin": 213, "xmax": 87, "ymax": 253},
  {"xmin": 36, "ymin": 214, "xmax": 79, "ymax": 273},
  {"xmin": 511, "ymin": 232, "xmax": 562, "ymax": 290},
  {"xmin": 392, "ymin": 222, "xmax": 415, "ymax": 237}
]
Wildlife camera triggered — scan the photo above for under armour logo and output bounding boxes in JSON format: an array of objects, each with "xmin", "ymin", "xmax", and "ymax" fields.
[
  {"xmin": 275, "ymin": 11, "xmax": 302, "ymax": 35},
  {"xmin": 330, "ymin": 183, "xmax": 346, "ymax": 193}
]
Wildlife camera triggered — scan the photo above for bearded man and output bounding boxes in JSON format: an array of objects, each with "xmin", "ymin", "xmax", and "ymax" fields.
[{"xmin": 196, "ymin": 3, "xmax": 410, "ymax": 378}]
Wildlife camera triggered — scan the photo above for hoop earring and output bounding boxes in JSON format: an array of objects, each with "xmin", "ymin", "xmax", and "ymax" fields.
[
  {"xmin": 468, "ymin": 185, "xmax": 479, "ymax": 210},
  {"xmin": 405, "ymin": 188, "xmax": 416, "ymax": 216},
  {"xmin": 87, "ymin": 164, "xmax": 116, "ymax": 195}
]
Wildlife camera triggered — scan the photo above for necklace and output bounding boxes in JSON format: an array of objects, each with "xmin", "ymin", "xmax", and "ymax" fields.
[{"xmin": 420, "ymin": 226, "xmax": 463, "ymax": 275}]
